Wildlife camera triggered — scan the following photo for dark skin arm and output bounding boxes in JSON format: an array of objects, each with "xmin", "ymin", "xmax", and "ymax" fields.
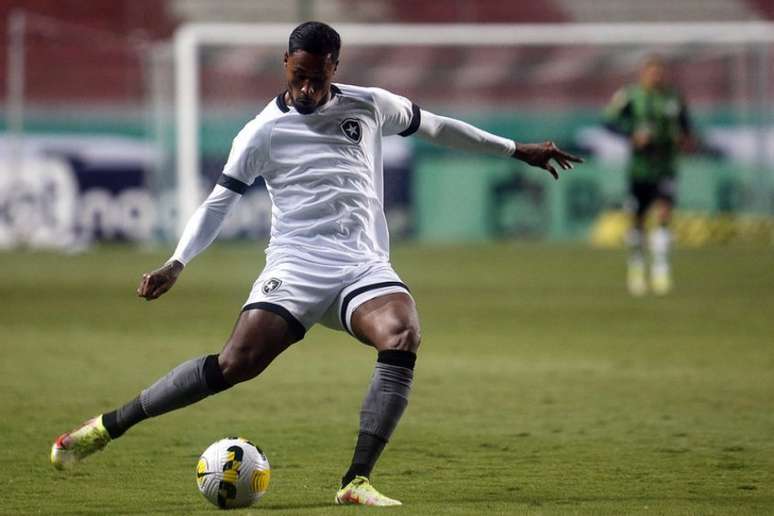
[
  {"xmin": 137, "ymin": 260, "xmax": 185, "ymax": 300},
  {"xmin": 513, "ymin": 141, "xmax": 584, "ymax": 180}
]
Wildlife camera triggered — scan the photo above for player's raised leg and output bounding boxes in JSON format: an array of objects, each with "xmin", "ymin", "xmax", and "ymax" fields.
[
  {"xmin": 50, "ymin": 308, "xmax": 300, "ymax": 469},
  {"xmin": 336, "ymin": 292, "xmax": 420, "ymax": 506},
  {"xmin": 649, "ymin": 198, "xmax": 673, "ymax": 295}
]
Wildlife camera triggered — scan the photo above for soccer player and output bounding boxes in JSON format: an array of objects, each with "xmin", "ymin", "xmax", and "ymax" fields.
[
  {"xmin": 605, "ymin": 55, "xmax": 693, "ymax": 296},
  {"xmin": 50, "ymin": 22, "xmax": 581, "ymax": 506}
]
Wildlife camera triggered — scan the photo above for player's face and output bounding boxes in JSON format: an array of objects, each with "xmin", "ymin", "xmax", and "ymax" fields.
[
  {"xmin": 283, "ymin": 50, "xmax": 337, "ymax": 115},
  {"xmin": 641, "ymin": 61, "xmax": 666, "ymax": 90}
]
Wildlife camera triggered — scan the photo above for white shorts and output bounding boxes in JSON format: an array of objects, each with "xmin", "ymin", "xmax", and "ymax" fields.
[{"xmin": 242, "ymin": 257, "xmax": 412, "ymax": 340}]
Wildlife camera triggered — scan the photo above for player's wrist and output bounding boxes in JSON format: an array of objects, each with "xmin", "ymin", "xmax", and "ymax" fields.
[
  {"xmin": 512, "ymin": 142, "xmax": 528, "ymax": 161},
  {"xmin": 165, "ymin": 259, "xmax": 186, "ymax": 274}
]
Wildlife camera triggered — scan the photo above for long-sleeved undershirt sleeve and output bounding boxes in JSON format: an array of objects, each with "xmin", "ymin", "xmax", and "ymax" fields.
[
  {"xmin": 414, "ymin": 109, "xmax": 516, "ymax": 158},
  {"xmin": 169, "ymin": 184, "xmax": 242, "ymax": 265}
]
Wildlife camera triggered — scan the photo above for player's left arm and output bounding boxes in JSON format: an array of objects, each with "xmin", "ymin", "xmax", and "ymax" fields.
[
  {"xmin": 372, "ymin": 87, "xmax": 581, "ymax": 179},
  {"xmin": 415, "ymin": 110, "xmax": 583, "ymax": 180},
  {"xmin": 677, "ymin": 94, "xmax": 698, "ymax": 152}
]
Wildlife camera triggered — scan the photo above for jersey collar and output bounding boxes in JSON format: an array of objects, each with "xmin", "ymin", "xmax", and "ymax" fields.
[{"xmin": 275, "ymin": 84, "xmax": 341, "ymax": 113}]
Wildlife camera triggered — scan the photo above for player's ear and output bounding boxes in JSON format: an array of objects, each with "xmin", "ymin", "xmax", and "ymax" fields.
[{"xmin": 283, "ymin": 51, "xmax": 289, "ymax": 68}]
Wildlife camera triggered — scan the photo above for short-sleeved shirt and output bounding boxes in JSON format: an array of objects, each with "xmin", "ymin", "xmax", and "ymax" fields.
[
  {"xmin": 604, "ymin": 84, "xmax": 690, "ymax": 182},
  {"xmin": 218, "ymin": 83, "xmax": 421, "ymax": 265}
]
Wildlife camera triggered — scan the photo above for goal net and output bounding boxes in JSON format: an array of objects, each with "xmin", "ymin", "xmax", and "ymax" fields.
[{"xmin": 164, "ymin": 23, "xmax": 774, "ymax": 245}]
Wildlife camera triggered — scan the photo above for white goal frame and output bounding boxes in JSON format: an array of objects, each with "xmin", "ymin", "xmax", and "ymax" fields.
[{"xmin": 174, "ymin": 22, "xmax": 774, "ymax": 235}]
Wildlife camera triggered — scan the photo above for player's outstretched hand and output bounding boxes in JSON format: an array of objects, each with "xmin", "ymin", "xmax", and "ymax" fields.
[
  {"xmin": 513, "ymin": 141, "xmax": 583, "ymax": 180},
  {"xmin": 137, "ymin": 260, "xmax": 184, "ymax": 301}
]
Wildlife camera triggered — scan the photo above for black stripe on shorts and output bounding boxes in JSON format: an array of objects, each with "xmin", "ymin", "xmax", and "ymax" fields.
[
  {"xmin": 339, "ymin": 281, "xmax": 411, "ymax": 334},
  {"xmin": 242, "ymin": 302, "xmax": 306, "ymax": 341}
]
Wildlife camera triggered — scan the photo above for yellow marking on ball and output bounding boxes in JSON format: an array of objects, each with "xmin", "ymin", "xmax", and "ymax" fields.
[
  {"xmin": 196, "ymin": 458, "xmax": 208, "ymax": 488},
  {"xmin": 251, "ymin": 469, "xmax": 271, "ymax": 493}
]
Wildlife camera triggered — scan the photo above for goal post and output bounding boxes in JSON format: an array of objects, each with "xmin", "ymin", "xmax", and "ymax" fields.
[{"xmin": 173, "ymin": 22, "xmax": 774, "ymax": 238}]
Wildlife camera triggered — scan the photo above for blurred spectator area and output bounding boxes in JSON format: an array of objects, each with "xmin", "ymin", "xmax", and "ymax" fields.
[
  {"xmin": 0, "ymin": 0, "xmax": 771, "ymax": 111},
  {"xmin": 0, "ymin": 0, "xmax": 173, "ymax": 108}
]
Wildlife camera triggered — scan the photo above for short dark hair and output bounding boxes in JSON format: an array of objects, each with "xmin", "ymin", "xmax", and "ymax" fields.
[{"xmin": 288, "ymin": 21, "xmax": 341, "ymax": 62}]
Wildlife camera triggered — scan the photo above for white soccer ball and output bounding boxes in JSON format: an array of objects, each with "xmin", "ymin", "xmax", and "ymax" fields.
[{"xmin": 196, "ymin": 437, "xmax": 271, "ymax": 509}]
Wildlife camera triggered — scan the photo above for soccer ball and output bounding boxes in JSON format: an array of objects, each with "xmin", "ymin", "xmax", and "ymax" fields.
[{"xmin": 196, "ymin": 437, "xmax": 271, "ymax": 509}]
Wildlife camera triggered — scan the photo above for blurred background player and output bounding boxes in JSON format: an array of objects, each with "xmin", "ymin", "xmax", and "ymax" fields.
[{"xmin": 604, "ymin": 55, "xmax": 694, "ymax": 296}]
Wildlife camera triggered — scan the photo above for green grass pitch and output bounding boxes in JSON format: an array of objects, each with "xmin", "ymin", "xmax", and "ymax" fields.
[{"xmin": 1, "ymin": 242, "xmax": 772, "ymax": 515}]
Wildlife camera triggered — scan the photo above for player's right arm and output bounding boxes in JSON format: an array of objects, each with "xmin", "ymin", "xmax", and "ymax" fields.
[
  {"xmin": 604, "ymin": 87, "xmax": 638, "ymax": 135},
  {"xmin": 604, "ymin": 87, "xmax": 653, "ymax": 150},
  {"xmin": 136, "ymin": 185, "xmax": 243, "ymax": 300},
  {"xmin": 138, "ymin": 120, "xmax": 266, "ymax": 301}
]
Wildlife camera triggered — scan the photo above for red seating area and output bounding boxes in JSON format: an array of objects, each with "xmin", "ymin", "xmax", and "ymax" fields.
[
  {"xmin": 385, "ymin": 0, "xmax": 568, "ymax": 23},
  {"xmin": 0, "ymin": 0, "xmax": 173, "ymax": 104},
  {"xmin": 0, "ymin": 0, "xmax": 772, "ymax": 109}
]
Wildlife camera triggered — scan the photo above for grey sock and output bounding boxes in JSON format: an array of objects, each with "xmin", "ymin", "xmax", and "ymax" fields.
[
  {"xmin": 103, "ymin": 355, "xmax": 231, "ymax": 439},
  {"xmin": 343, "ymin": 351, "xmax": 415, "ymax": 486},
  {"xmin": 359, "ymin": 362, "xmax": 414, "ymax": 439},
  {"xmin": 140, "ymin": 354, "xmax": 230, "ymax": 417}
]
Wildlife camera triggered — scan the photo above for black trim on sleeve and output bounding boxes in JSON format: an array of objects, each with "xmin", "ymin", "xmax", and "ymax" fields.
[
  {"xmin": 275, "ymin": 91, "xmax": 290, "ymax": 113},
  {"xmin": 340, "ymin": 281, "xmax": 411, "ymax": 332},
  {"xmin": 398, "ymin": 103, "xmax": 421, "ymax": 137},
  {"xmin": 242, "ymin": 302, "xmax": 306, "ymax": 341},
  {"xmin": 217, "ymin": 173, "xmax": 249, "ymax": 194}
]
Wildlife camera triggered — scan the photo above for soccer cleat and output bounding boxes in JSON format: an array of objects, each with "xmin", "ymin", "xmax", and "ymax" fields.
[
  {"xmin": 651, "ymin": 266, "xmax": 672, "ymax": 295},
  {"xmin": 50, "ymin": 415, "xmax": 111, "ymax": 470},
  {"xmin": 627, "ymin": 261, "xmax": 647, "ymax": 297},
  {"xmin": 335, "ymin": 476, "xmax": 402, "ymax": 506}
]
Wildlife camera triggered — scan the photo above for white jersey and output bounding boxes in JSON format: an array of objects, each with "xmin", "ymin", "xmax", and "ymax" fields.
[
  {"xmin": 220, "ymin": 83, "xmax": 420, "ymax": 265},
  {"xmin": 169, "ymin": 84, "xmax": 516, "ymax": 268}
]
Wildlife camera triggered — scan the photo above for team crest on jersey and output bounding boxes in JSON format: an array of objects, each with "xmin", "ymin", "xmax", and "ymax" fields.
[
  {"xmin": 261, "ymin": 278, "xmax": 282, "ymax": 295},
  {"xmin": 340, "ymin": 118, "xmax": 362, "ymax": 143}
]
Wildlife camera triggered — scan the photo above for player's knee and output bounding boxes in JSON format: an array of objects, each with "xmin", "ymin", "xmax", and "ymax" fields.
[
  {"xmin": 218, "ymin": 346, "xmax": 262, "ymax": 385},
  {"xmin": 383, "ymin": 324, "xmax": 421, "ymax": 353}
]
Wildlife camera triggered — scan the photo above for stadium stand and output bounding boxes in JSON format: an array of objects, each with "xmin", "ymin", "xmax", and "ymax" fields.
[{"xmin": 0, "ymin": 0, "xmax": 772, "ymax": 110}]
